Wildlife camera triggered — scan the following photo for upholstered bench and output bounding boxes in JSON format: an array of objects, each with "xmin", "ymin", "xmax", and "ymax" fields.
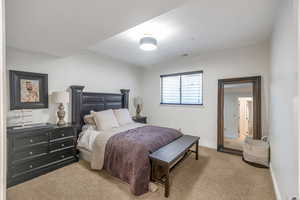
[{"xmin": 149, "ymin": 135, "xmax": 200, "ymax": 197}]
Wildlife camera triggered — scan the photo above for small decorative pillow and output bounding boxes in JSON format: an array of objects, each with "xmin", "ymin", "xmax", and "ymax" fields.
[
  {"xmin": 83, "ymin": 114, "xmax": 96, "ymax": 126},
  {"xmin": 81, "ymin": 124, "xmax": 97, "ymax": 132},
  {"xmin": 113, "ymin": 109, "xmax": 133, "ymax": 126},
  {"xmin": 91, "ymin": 109, "xmax": 120, "ymax": 130}
]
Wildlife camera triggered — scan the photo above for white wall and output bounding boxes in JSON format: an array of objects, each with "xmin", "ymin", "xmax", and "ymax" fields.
[
  {"xmin": 6, "ymin": 47, "xmax": 142, "ymax": 126},
  {"xmin": 269, "ymin": 0, "xmax": 298, "ymax": 199},
  {"xmin": 141, "ymin": 42, "xmax": 270, "ymax": 149}
]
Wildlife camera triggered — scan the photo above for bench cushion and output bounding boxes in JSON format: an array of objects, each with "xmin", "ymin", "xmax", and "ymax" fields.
[{"xmin": 149, "ymin": 135, "xmax": 199, "ymax": 164}]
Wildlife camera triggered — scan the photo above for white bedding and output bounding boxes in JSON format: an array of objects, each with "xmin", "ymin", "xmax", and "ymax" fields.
[
  {"xmin": 77, "ymin": 125, "xmax": 99, "ymax": 151},
  {"xmin": 77, "ymin": 122, "xmax": 145, "ymax": 169}
]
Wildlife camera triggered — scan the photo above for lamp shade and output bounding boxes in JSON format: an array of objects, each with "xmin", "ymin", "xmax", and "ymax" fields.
[
  {"xmin": 134, "ymin": 97, "xmax": 143, "ymax": 107},
  {"xmin": 52, "ymin": 91, "xmax": 69, "ymax": 104}
]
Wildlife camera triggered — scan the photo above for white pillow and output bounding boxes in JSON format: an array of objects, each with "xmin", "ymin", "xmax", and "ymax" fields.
[
  {"xmin": 91, "ymin": 109, "xmax": 120, "ymax": 130},
  {"xmin": 113, "ymin": 109, "xmax": 134, "ymax": 126}
]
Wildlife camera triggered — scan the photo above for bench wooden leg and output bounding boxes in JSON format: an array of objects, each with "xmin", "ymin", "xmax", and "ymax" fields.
[
  {"xmin": 165, "ymin": 166, "xmax": 170, "ymax": 197},
  {"xmin": 195, "ymin": 141, "xmax": 199, "ymax": 160},
  {"xmin": 150, "ymin": 160, "xmax": 154, "ymax": 181}
]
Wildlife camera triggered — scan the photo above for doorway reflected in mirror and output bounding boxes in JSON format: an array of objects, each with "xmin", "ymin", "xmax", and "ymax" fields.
[{"xmin": 223, "ymin": 83, "xmax": 253, "ymax": 151}]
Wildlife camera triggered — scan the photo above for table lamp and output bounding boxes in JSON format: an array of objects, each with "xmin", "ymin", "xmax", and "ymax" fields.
[
  {"xmin": 52, "ymin": 91, "xmax": 69, "ymax": 126},
  {"xmin": 134, "ymin": 97, "xmax": 143, "ymax": 118}
]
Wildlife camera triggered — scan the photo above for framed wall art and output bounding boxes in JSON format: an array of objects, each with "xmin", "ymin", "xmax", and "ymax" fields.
[{"xmin": 9, "ymin": 70, "xmax": 48, "ymax": 110}]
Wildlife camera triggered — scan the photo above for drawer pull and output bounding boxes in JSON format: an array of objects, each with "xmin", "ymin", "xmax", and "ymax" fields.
[
  {"xmin": 61, "ymin": 155, "xmax": 65, "ymax": 158},
  {"xmin": 30, "ymin": 139, "xmax": 34, "ymax": 143},
  {"xmin": 61, "ymin": 144, "xmax": 65, "ymax": 147},
  {"xmin": 29, "ymin": 165, "xmax": 33, "ymax": 169},
  {"xmin": 29, "ymin": 151, "xmax": 33, "ymax": 155},
  {"xmin": 61, "ymin": 133, "xmax": 65, "ymax": 137}
]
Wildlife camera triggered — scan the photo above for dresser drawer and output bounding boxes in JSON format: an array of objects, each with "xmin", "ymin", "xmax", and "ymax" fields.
[
  {"xmin": 50, "ymin": 139, "xmax": 74, "ymax": 152},
  {"xmin": 13, "ymin": 131, "xmax": 49, "ymax": 149},
  {"xmin": 13, "ymin": 144, "xmax": 48, "ymax": 162},
  {"xmin": 12, "ymin": 149, "xmax": 75, "ymax": 177},
  {"xmin": 12, "ymin": 155, "xmax": 50, "ymax": 176},
  {"xmin": 51, "ymin": 127, "xmax": 74, "ymax": 141},
  {"xmin": 50, "ymin": 148, "xmax": 75, "ymax": 161}
]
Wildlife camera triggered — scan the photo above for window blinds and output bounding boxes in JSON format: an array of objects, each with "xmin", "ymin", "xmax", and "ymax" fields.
[
  {"xmin": 161, "ymin": 71, "xmax": 203, "ymax": 105},
  {"xmin": 161, "ymin": 75, "xmax": 181, "ymax": 104}
]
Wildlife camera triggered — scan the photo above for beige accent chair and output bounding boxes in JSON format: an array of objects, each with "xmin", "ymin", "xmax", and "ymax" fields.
[{"xmin": 243, "ymin": 136, "xmax": 269, "ymax": 167}]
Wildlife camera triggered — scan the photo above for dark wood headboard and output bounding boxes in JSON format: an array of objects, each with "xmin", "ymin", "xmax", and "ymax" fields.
[{"xmin": 70, "ymin": 85, "xmax": 129, "ymax": 132}]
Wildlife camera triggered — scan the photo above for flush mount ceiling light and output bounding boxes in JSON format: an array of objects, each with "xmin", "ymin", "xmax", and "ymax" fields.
[{"xmin": 139, "ymin": 36, "xmax": 157, "ymax": 51}]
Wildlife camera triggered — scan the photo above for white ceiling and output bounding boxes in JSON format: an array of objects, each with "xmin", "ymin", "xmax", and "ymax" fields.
[
  {"xmin": 89, "ymin": 0, "xmax": 279, "ymax": 67},
  {"xmin": 224, "ymin": 87, "xmax": 252, "ymax": 95},
  {"xmin": 6, "ymin": 0, "xmax": 186, "ymax": 57},
  {"xmin": 224, "ymin": 83, "xmax": 253, "ymax": 94},
  {"xmin": 7, "ymin": 0, "xmax": 280, "ymax": 66},
  {"xmin": 224, "ymin": 83, "xmax": 252, "ymax": 89}
]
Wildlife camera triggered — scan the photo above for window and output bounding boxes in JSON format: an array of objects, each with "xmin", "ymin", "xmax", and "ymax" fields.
[{"xmin": 160, "ymin": 71, "xmax": 203, "ymax": 105}]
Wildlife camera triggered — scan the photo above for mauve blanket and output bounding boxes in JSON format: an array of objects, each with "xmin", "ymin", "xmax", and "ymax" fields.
[{"xmin": 103, "ymin": 125, "xmax": 182, "ymax": 196}]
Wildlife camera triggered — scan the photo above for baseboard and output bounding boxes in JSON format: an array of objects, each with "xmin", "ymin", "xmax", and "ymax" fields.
[
  {"xmin": 199, "ymin": 142, "xmax": 216, "ymax": 150},
  {"xmin": 270, "ymin": 163, "xmax": 282, "ymax": 200}
]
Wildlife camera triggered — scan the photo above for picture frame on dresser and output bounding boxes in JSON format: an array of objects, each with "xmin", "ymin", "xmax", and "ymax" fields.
[{"xmin": 9, "ymin": 70, "xmax": 48, "ymax": 110}]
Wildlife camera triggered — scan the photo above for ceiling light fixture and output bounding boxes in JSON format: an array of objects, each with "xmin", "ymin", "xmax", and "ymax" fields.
[{"xmin": 139, "ymin": 36, "xmax": 157, "ymax": 51}]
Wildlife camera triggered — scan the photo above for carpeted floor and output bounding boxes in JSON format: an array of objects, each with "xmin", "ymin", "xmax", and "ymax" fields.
[
  {"xmin": 7, "ymin": 147, "xmax": 276, "ymax": 200},
  {"xmin": 224, "ymin": 134, "xmax": 246, "ymax": 151}
]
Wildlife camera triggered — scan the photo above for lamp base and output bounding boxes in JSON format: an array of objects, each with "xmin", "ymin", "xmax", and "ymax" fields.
[
  {"xmin": 57, "ymin": 120, "xmax": 66, "ymax": 126},
  {"xmin": 136, "ymin": 104, "xmax": 142, "ymax": 118},
  {"xmin": 57, "ymin": 103, "xmax": 66, "ymax": 126},
  {"xmin": 135, "ymin": 114, "xmax": 142, "ymax": 119}
]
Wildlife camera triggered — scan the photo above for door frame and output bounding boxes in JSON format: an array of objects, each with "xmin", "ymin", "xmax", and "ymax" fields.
[
  {"xmin": 217, "ymin": 76, "xmax": 262, "ymax": 155},
  {"xmin": 0, "ymin": 0, "xmax": 6, "ymax": 199}
]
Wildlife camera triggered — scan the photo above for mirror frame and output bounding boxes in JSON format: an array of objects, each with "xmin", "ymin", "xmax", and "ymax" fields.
[{"xmin": 217, "ymin": 76, "xmax": 262, "ymax": 155}]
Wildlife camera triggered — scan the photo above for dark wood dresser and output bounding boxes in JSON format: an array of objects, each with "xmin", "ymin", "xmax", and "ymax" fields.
[{"xmin": 7, "ymin": 123, "xmax": 78, "ymax": 187}]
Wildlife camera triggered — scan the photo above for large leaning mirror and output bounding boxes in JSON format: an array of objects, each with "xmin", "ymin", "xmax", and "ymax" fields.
[{"xmin": 217, "ymin": 76, "xmax": 261, "ymax": 155}]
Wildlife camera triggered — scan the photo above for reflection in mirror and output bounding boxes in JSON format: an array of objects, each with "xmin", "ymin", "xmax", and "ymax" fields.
[{"xmin": 223, "ymin": 83, "xmax": 253, "ymax": 151}]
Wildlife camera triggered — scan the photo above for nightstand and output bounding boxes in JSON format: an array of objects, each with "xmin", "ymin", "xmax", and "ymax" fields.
[
  {"xmin": 7, "ymin": 123, "xmax": 78, "ymax": 187},
  {"xmin": 132, "ymin": 116, "xmax": 147, "ymax": 124}
]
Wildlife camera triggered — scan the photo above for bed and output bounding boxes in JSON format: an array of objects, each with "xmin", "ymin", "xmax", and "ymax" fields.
[{"xmin": 70, "ymin": 85, "xmax": 183, "ymax": 196}]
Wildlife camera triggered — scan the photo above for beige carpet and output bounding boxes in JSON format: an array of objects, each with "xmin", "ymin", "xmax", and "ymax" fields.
[
  {"xmin": 7, "ymin": 147, "xmax": 276, "ymax": 200},
  {"xmin": 224, "ymin": 135, "xmax": 246, "ymax": 151}
]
